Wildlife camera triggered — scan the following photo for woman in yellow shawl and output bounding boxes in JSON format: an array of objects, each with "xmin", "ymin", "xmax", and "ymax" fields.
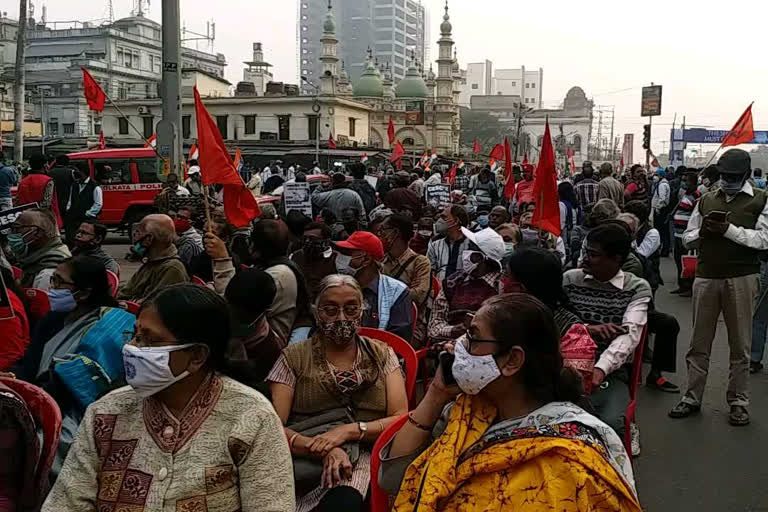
[{"xmin": 379, "ymin": 293, "xmax": 641, "ymax": 512}]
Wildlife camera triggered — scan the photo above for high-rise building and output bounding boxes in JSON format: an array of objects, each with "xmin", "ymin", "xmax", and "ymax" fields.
[
  {"xmin": 298, "ymin": 0, "xmax": 427, "ymax": 94},
  {"xmin": 458, "ymin": 60, "xmax": 492, "ymax": 106}
]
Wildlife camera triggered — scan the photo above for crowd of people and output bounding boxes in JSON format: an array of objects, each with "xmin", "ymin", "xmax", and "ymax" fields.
[{"xmin": 0, "ymin": 147, "xmax": 765, "ymax": 511}]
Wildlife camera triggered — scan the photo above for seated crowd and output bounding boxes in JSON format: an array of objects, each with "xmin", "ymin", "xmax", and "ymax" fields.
[{"xmin": 2, "ymin": 159, "xmax": 705, "ymax": 512}]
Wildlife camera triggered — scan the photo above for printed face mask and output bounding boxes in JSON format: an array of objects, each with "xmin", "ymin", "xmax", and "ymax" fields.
[
  {"xmin": 461, "ymin": 250, "xmax": 484, "ymax": 276},
  {"xmin": 317, "ymin": 318, "xmax": 360, "ymax": 346},
  {"xmin": 451, "ymin": 339, "xmax": 501, "ymax": 395},
  {"xmin": 122, "ymin": 343, "xmax": 198, "ymax": 398}
]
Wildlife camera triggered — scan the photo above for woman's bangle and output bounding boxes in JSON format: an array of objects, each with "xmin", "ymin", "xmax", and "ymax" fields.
[
  {"xmin": 378, "ymin": 420, "xmax": 384, "ymax": 433},
  {"xmin": 288, "ymin": 433, "xmax": 299, "ymax": 449},
  {"xmin": 407, "ymin": 412, "xmax": 433, "ymax": 432}
]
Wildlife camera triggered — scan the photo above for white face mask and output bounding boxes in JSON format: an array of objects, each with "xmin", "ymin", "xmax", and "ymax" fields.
[
  {"xmin": 122, "ymin": 343, "xmax": 199, "ymax": 398},
  {"xmin": 334, "ymin": 253, "xmax": 359, "ymax": 276},
  {"xmin": 452, "ymin": 338, "xmax": 501, "ymax": 395},
  {"xmin": 462, "ymin": 250, "xmax": 484, "ymax": 275}
]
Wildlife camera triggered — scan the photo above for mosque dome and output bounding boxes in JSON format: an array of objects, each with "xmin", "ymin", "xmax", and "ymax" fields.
[
  {"xmin": 440, "ymin": 3, "xmax": 452, "ymax": 35},
  {"xmin": 323, "ymin": 2, "xmax": 336, "ymax": 34},
  {"xmin": 396, "ymin": 62, "xmax": 429, "ymax": 98},
  {"xmin": 354, "ymin": 57, "xmax": 384, "ymax": 97}
]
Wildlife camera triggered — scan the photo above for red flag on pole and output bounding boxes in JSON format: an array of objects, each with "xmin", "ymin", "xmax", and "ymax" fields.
[
  {"xmin": 81, "ymin": 68, "xmax": 106, "ymax": 112},
  {"xmin": 473, "ymin": 139, "xmax": 482, "ymax": 155},
  {"xmin": 488, "ymin": 143, "xmax": 504, "ymax": 165},
  {"xmin": 446, "ymin": 164, "xmax": 457, "ymax": 186},
  {"xmin": 188, "ymin": 144, "xmax": 199, "ymax": 162},
  {"xmin": 390, "ymin": 140, "xmax": 405, "ymax": 163},
  {"xmin": 522, "ymin": 153, "xmax": 529, "ymax": 167},
  {"xmin": 193, "ymin": 86, "xmax": 260, "ymax": 227},
  {"xmin": 722, "ymin": 103, "xmax": 755, "ymax": 148},
  {"xmin": 531, "ymin": 119, "xmax": 561, "ymax": 237},
  {"xmin": 387, "ymin": 116, "xmax": 395, "ymax": 145},
  {"xmin": 503, "ymin": 137, "xmax": 515, "ymax": 200},
  {"xmin": 98, "ymin": 131, "xmax": 106, "ymax": 150},
  {"xmin": 566, "ymin": 147, "xmax": 576, "ymax": 173},
  {"xmin": 329, "ymin": 133, "xmax": 337, "ymax": 149}
]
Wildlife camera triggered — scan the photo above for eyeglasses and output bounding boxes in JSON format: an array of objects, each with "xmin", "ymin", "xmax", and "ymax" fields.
[
  {"xmin": 75, "ymin": 229, "xmax": 95, "ymax": 237},
  {"xmin": 122, "ymin": 330, "xmax": 181, "ymax": 347},
  {"xmin": 50, "ymin": 274, "xmax": 76, "ymax": 288},
  {"xmin": 317, "ymin": 305, "xmax": 362, "ymax": 319}
]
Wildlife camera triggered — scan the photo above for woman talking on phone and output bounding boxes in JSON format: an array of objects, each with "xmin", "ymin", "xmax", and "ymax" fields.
[{"xmin": 379, "ymin": 293, "xmax": 641, "ymax": 512}]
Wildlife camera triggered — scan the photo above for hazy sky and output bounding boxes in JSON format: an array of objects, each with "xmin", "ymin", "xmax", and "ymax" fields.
[{"xmin": 32, "ymin": 0, "xmax": 768, "ymax": 159}]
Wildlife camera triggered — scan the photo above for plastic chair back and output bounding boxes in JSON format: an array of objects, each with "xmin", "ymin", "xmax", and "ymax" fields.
[
  {"xmin": 624, "ymin": 326, "xmax": 647, "ymax": 456},
  {"xmin": 106, "ymin": 269, "xmax": 119, "ymax": 298},
  {"xmin": 410, "ymin": 302, "xmax": 418, "ymax": 343},
  {"xmin": 0, "ymin": 377, "xmax": 62, "ymax": 504},
  {"xmin": 11, "ymin": 265, "xmax": 22, "ymax": 281},
  {"xmin": 370, "ymin": 413, "xmax": 409, "ymax": 512},
  {"xmin": 117, "ymin": 300, "xmax": 141, "ymax": 315},
  {"xmin": 431, "ymin": 274, "xmax": 441, "ymax": 299},
  {"xmin": 23, "ymin": 288, "xmax": 51, "ymax": 324},
  {"xmin": 358, "ymin": 327, "xmax": 418, "ymax": 407}
]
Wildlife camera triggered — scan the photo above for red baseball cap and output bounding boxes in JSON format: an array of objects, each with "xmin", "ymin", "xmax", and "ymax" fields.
[{"xmin": 334, "ymin": 231, "xmax": 385, "ymax": 261}]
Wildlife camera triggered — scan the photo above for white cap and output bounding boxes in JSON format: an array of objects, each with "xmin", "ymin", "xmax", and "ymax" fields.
[
  {"xmin": 187, "ymin": 165, "xmax": 200, "ymax": 175},
  {"xmin": 461, "ymin": 227, "xmax": 505, "ymax": 263}
]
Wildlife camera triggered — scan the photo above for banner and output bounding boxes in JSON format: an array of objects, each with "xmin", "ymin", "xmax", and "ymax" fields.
[
  {"xmin": 0, "ymin": 203, "xmax": 38, "ymax": 234},
  {"xmin": 405, "ymin": 101, "xmax": 425, "ymax": 125},
  {"xmin": 283, "ymin": 182, "xmax": 312, "ymax": 217},
  {"xmin": 641, "ymin": 85, "xmax": 662, "ymax": 117},
  {"xmin": 425, "ymin": 183, "xmax": 451, "ymax": 207},
  {"xmin": 682, "ymin": 129, "xmax": 768, "ymax": 144}
]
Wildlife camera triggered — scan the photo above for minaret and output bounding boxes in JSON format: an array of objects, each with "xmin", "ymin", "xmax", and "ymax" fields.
[
  {"xmin": 319, "ymin": 0, "xmax": 339, "ymax": 96},
  {"xmin": 435, "ymin": 0, "xmax": 454, "ymax": 103}
]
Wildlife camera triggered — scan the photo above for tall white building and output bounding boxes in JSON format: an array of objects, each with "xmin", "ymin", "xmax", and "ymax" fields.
[
  {"xmin": 458, "ymin": 60, "xmax": 492, "ymax": 106},
  {"xmin": 493, "ymin": 67, "xmax": 543, "ymax": 108}
]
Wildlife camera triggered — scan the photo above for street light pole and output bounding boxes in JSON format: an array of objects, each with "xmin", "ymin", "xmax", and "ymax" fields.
[
  {"xmin": 302, "ymin": 77, "xmax": 321, "ymax": 165},
  {"xmin": 158, "ymin": 0, "xmax": 182, "ymax": 175}
]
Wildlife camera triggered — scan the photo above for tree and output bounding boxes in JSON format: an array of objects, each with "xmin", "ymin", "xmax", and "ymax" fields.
[
  {"xmin": 13, "ymin": 0, "xmax": 27, "ymax": 162},
  {"xmin": 459, "ymin": 107, "xmax": 512, "ymax": 154}
]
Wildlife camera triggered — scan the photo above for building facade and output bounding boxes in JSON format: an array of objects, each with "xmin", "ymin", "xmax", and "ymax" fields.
[
  {"xmin": 299, "ymin": 0, "xmax": 428, "ymax": 92},
  {"xmin": 458, "ymin": 60, "xmax": 492, "ymax": 107},
  {"xmin": 242, "ymin": 42, "xmax": 273, "ymax": 96},
  {"xmin": 493, "ymin": 67, "xmax": 543, "ymax": 108}
]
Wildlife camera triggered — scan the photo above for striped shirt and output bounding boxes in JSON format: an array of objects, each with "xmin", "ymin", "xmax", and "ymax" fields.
[
  {"xmin": 575, "ymin": 178, "xmax": 600, "ymax": 210},
  {"xmin": 673, "ymin": 190, "xmax": 700, "ymax": 238}
]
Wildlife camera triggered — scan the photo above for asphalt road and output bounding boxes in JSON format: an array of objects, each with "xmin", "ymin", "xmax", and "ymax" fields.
[{"xmin": 104, "ymin": 236, "xmax": 762, "ymax": 511}]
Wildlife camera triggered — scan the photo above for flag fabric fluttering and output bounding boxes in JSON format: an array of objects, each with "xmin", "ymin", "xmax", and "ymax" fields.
[
  {"xmin": 144, "ymin": 134, "xmax": 157, "ymax": 148},
  {"xmin": 387, "ymin": 116, "xmax": 396, "ymax": 145},
  {"xmin": 566, "ymin": 147, "xmax": 576, "ymax": 173},
  {"xmin": 721, "ymin": 103, "xmax": 755, "ymax": 148},
  {"xmin": 188, "ymin": 144, "xmax": 199, "ymax": 162},
  {"xmin": 361, "ymin": 153, "xmax": 370, "ymax": 165},
  {"xmin": 446, "ymin": 163, "xmax": 457, "ymax": 186},
  {"xmin": 488, "ymin": 143, "xmax": 505, "ymax": 165},
  {"xmin": 531, "ymin": 119, "xmax": 561, "ymax": 237},
  {"xmin": 522, "ymin": 153, "xmax": 529, "ymax": 167},
  {"xmin": 473, "ymin": 139, "xmax": 482, "ymax": 155},
  {"xmin": 503, "ymin": 137, "xmax": 515, "ymax": 200},
  {"xmin": 82, "ymin": 67, "xmax": 106, "ymax": 112},
  {"xmin": 390, "ymin": 140, "xmax": 405, "ymax": 163},
  {"xmin": 193, "ymin": 86, "xmax": 260, "ymax": 227},
  {"xmin": 233, "ymin": 148, "xmax": 243, "ymax": 173},
  {"xmin": 419, "ymin": 151, "xmax": 429, "ymax": 168},
  {"xmin": 98, "ymin": 131, "xmax": 106, "ymax": 150},
  {"xmin": 329, "ymin": 133, "xmax": 337, "ymax": 149}
]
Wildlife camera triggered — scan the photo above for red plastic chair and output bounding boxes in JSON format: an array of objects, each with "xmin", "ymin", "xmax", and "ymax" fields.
[
  {"xmin": 624, "ymin": 326, "xmax": 647, "ymax": 457},
  {"xmin": 0, "ymin": 377, "xmax": 62, "ymax": 506},
  {"xmin": 192, "ymin": 275, "xmax": 208, "ymax": 286},
  {"xmin": 23, "ymin": 288, "xmax": 50, "ymax": 324},
  {"xmin": 369, "ymin": 413, "xmax": 409, "ymax": 512},
  {"xmin": 431, "ymin": 274, "xmax": 441, "ymax": 299},
  {"xmin": 410, "ymin": 302, "xmax": 418, "ymax": 343},
  {"xmin": 358, "ymin": 328, "xmax": 418, "ymax": 407},
  {"xmin": 11, "ymin": 265, "xmax": 22, "ymax": 281},
  {"xmin": 117, "ymin": 300, "xmax": 141, "ymax": 315},
  {"xmin": 106, "ymin": 269, "xmax": 119, "ymax": 298}
]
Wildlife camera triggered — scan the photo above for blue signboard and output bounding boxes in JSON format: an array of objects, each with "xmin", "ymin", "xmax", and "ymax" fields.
[{"xmin": 682, "ymin": 129, "xmax": 768, "ymax": 144}]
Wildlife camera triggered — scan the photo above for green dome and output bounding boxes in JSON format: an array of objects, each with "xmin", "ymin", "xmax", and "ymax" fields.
[
  {"xmin": 395, "ymin": 64, "xmax": 428, "ymax": 98},
  {"xmin": 354, "ymin": 59, "xmax": 383, "ymax": 97},
  {"xmin": 323, "ymin": 11, "xmax": 336, "ymax": 33}
]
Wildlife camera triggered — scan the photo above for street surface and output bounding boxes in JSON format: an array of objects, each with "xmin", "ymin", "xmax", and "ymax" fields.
[{"xmin": 103, "ymin": 236, "xmax": 762, "ymax": 511}]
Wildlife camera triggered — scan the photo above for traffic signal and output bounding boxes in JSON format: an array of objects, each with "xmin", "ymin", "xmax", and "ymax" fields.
[{"xmin": 642, "ymin": 124, "xmax": 651, "ymax": 150}]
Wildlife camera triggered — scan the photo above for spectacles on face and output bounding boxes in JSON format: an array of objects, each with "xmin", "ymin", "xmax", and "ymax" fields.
[
  {"xmin": 123, "ymin": 330, "xmax": 183, "ymax": 348},
  {"xmin": 75, "ymin": 229, "xmax": 95, "ymax": 238},
  {"xmin": 317, "ymin": 305, "xmax": 362, "ymax": 319},
  {"xmin": 462, "ymin": 328, "xmax": 503, "ymax": 354},
  {"xmin": 11, "ymin": 224, "xmax": 39, "ymax": 235},
  {"xmin": 50, "ymin": 273, "xmax": 76, "ymax": 288}
]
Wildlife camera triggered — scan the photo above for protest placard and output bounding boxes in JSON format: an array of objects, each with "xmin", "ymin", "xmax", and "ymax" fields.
[{"xmin": 283, "ymin": 182, "xmax": 313, "ymax": 217}]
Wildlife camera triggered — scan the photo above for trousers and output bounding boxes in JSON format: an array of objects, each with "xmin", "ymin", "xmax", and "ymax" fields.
[
  {"xmin": 682, "ymin": 274, "xmax": 759, "ymax": 408},
  {"xmin": 648, "ymin": 309, "xmax": 679, "ymax": 373},
  {"xmin": 591, "ymin": 372, "xmax": 630, "ymax": 438}
]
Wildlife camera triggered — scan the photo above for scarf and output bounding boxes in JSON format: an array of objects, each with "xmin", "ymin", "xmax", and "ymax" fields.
[{"xmin": 393, "ymin": 395, "xmax": 641, "ymax": 512}]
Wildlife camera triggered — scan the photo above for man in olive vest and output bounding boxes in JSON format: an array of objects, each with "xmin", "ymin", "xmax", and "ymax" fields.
[{"xmin": 670, "ymin": 149, "xmax": 768, "ymax": 426}]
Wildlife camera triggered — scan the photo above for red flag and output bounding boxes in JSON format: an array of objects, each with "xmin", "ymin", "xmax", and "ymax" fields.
[
  {"xmin": 390, "ymin": 140, "xmax": 405, "ymax": 163},
  {"xmin": 387, "ymin": 116, "xmax": 395, "ymax": 145},
  {"xmin": 566, "ymin": 147, "xmax": 576, "ymax": 173},
  {"xmin": 188, "ymin": 144, "xmax": 199, "ymax": 162},
  {"xmin": 619, "ymin": 157, "xmax": 624, "ymax": 169},
  {"xmin": 447, "ymin": 164, "xmax": 457, "ymax": 186},
  {"xmin": 503, "ymin": 137, "xmax": 515, "ymax": 200},
  {"xmin": 329, "ymin": 133, "xmax": 337, "ymax": 149},
  {"xmin": 98, "ymin": 131, "xmax": 106, "ymax": 150},
  {"xmin": 144, "ymin": 134, "xmax": 157, "ymax": 148},
  {"xmin": 81, "ymin": 67, "xmax": 106, "ymax": 112},
  {"xmin": 473, "ymin": 139, "xmax": 482, "ymax": 155},
  {"xmin": 488, "ymin": 143, "xmax": 504, "ymax": 165},
  {"xmin": 522, "ymin": 153, "xmax": 529, "ymax": 167},
  {"xmin": 193, "ymin": 86, "xmax": 260, "ymax": 227},
  {"xmin": 531, "ymin": 119, "xmax": 561, "ymax": 237},
  {"xmin": 722, "ymin": 103, "xmax": 755, "ymax": 148}
]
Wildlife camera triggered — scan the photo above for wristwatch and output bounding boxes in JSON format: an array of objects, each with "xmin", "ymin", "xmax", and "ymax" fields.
[{"xmin": 358, "ymin": 421, "xmax": 368, "ymax": 440}]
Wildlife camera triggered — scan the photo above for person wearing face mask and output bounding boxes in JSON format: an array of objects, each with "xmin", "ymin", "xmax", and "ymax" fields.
[
  {"xmin": 495, "ymin": 222, "xmax": 522, "ymax": 263},
  {"xmin": 428, "ymin": 227, "xmax": 504, "ymax": 343},
  {"xmin": 408, "ymin": 215, "xmax": 435, "ymax": 255},
  {"xmin": 63, "ymin": 164, "xmax": 103, "ymax": 247},
  {"xmin": 224, "ymin": 268, "xmax": 284, "ymax": 392},
  {"xmin": 43, "ymin": 283, "xmax": 295, "ymax": 511},
  {"xmin": 16, "ymin": 154, "xmax": 63, "ymax": 230},
  {"xmin": 172, "ymin": 206, "xmax": 203, "ymax": 267},
  {"xmin": 488, "ymin": 205, "xmax": 510, "ymax": 230},
  {"xmin": 697, "ymin": 165, "xmax": 720, "ymax": 195},
  {"xmin": 472, "ymin": 207, "xmax": 491, "ymax": 232},
  {"xmin": 470, "ymin": 167, "xmax": 498, "ymax": 209},
  {"xmin": 71, "ymin": 219, "xmax": 119, "ymax": 275},
  {"xmin": 427, "ymin": 204, "xmax": 471, "ymax": 280},
  {"xmin": 290, "ymin": 222, "xmax": 337, "ymax": 301},
  {"xmin": 381, "ymin": 293, "xmax": 641, "ymax": 512},
  {"xmin": 8, "ymin": 208, "xmax": 71, "ymax": 290},
  {"xmin": 334, "ymin": 231, "xmax": 414, "ymax": 341},
  {"xmin": 670, "ymin": 149, "xmax": 768, "ymax": 426},
  {"xmin": 118, "ymin": 214, "xmax": 189, "ymax": 301},
  {"xmin": 268, "ymin": 275, "xmax": 408, "ymax": 512},
  {"xmin": 381, "ymin": 215, "xmax": 432, "ymax": 347},
  {"xmin": 512, "ymin": 163, "xmax": 536, "ymax": 212}
]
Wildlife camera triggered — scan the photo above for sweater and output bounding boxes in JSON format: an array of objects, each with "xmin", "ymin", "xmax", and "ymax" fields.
[
  {"xmin": 18, "ymin": 238, "xmax": 72, "ymax": 288},
  {"xmin": 117, "ymin": 247, "xmax": 189, "ymax": 301}
]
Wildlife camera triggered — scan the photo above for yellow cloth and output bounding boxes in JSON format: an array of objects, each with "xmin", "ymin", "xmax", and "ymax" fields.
[{"xmin": 393, "ymin": 395, "xmax": 642, "ymax": 512}]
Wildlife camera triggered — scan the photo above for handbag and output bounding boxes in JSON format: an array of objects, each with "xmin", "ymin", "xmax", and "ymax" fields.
[
  {"xmin": 681, "ymin": 254, "xmax": 698, "ymax": 279},
  {"xmin": 288, "ymin": 407, "xmax": 361, "ymax": 495}
]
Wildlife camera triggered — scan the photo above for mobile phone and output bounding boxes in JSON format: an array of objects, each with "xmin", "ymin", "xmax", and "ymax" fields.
[
  {"xmin": 439, "ymin": 351, "xmax": 457, "ymax": 386},
  {"xmin": 707, "ymin": 210, "xmax": 729, "ymax": 222}
]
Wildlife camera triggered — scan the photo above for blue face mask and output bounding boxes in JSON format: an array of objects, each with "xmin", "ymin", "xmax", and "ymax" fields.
[
  {"xmin": 477, "ymin": 215, "xmax": 489, "ymax": 228},
  {"xmin": 132, "ymin": 235, "xmax": 149, "ymax": 258},
  {"xmin": 48, "ymin": 288, "xmax": 77, "ymax": 313},
  {"xmin": 7, "ymin": 233, "xmax": 28, "ymax": 257}
]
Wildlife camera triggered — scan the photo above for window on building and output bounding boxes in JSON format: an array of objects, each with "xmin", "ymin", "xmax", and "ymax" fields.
[
  {"xmin": 142, "ymin": 116, "xmax": 154, "ymax": 139},
  {"xmin": 511, "ymin": 81, "xmax": 516, "ymax": 86},
  {"xmin": 471, "ymin": 84, "xmax": 478, "ymax": 90},
  {"xmin": 403, "ymin": 137, "xmax": 415, "ymax": 146},
  {"xmin": 48, "ymin": 118, "xmax": 58, "ymax": 136},
  {"xmin": 217, "ymin": 115, "xmax": 229, "ymax": 139},
  {"xmin": 182, "ymin": 115, "xmax": 191, "ymax": 139},
  {"xmin": 525, "ymin": 83, "xmax": 530, "ymax": 88},
  {"xmin": 244, "ymin": 115, "xmax": 256, "ymax": 135},
  {"xmin": 63, "ymin": 123, "xmax": 75, "ymax": 135},
  {"xmin": 531, "ymin": 83, "xmax": 536, "ymax": 88},
  {"xmin": 308, "ymin": 115, "xmax": 318, "ymax": 141},
  {"xmin": 277, "ymin": 115, "xmax": 290, "ymax": 141},
  {"xmin": 537, "ymin": 136, "xmax": 544, "ymax": 147},
  {"xmin": 119, "ymin": 117, "xmax": 129, "ymax": 135},
  {"xmin": 94, "ymin": 122, "xmax": 102, "ymax": 135},
  {"xmin": 348, "ymin": 118, "xmax": 356, "ymax": 137},
  {"xmin": 572, "ymin": 135, "xmax": 582, "ymax": 153}
]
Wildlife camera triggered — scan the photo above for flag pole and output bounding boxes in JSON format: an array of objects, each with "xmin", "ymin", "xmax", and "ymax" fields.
[
  {"xmin": 201, "ymin": 187, "xmax": 213, "ymax": 232},
  {"xmin": 701, "ymin": 101, "xmax": 754, "ymax": 168}
]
